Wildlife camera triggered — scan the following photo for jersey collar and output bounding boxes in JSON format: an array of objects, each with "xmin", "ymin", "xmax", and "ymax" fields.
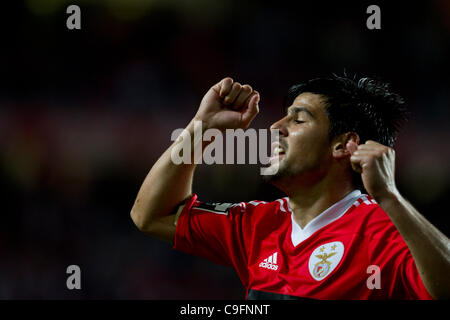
[{"xmin": 288, "ymin": 190, "xmax": 362, "ymax": 247}]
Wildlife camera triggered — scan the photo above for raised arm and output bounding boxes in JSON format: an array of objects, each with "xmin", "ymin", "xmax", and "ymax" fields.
[
  {"xmin": 348, "ymin": 140, "xmax": 450, "ymax": 299},
  {"xmin": 130, "ymin": 77, "xmax": 260, "ymax": 244}
]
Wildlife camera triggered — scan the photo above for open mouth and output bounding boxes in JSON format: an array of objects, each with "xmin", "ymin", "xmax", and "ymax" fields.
[{"xmin": 270, "ymin": 145, "xmax": 286, "ymax": 162}]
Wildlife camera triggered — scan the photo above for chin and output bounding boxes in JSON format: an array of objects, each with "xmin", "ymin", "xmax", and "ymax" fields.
[{"xmin": 262, "ymin": 161, "xmax": 289, "ymax": 183}]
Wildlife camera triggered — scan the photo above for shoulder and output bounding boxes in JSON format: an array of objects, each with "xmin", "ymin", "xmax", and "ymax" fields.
[
  {"xmin": 229, "ymin": 197, "xmax": 291, "ymax": 230},
  {"xmin": 238, "ymin": 197, "xmax": 291, "ymax": 214},
  {"xmin": 353, "ymin": 196, "xmax": 402, "ymax": 242},
  {"xmin": 187, "ymin": 196, "xmax": 290, "ymax": 220},
  {"xmin": 343, "ymin": 194, "xmax": 398, "ymax": 238}
]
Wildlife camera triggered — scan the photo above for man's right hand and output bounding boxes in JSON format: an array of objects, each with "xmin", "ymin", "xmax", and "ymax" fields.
[{"xmin": 194, "ymin": 77, "xmax": 260, "ymax": 131}]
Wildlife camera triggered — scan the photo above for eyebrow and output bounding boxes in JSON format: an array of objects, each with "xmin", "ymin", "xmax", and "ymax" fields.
[{"xmin": 287, "ymin": 106, "xmax": 315, "ymax": 119}]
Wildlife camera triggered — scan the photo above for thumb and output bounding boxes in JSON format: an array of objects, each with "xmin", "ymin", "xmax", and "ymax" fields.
[
  {"xmin": 241, "ymin": 92, "xmax": 260, "ymax": 128},
  {"xmin": 347, "ymin": 141, "xmax": 362, "ymax": 173},
  {"xmin": 346, "ymin": 141, "xmax": 358, "ymax": 155}
]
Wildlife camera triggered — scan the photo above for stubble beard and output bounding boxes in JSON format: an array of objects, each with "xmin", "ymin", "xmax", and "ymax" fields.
[{"xmin": 262, "ymin": 159, "xmax": 292, "ymax": 184}]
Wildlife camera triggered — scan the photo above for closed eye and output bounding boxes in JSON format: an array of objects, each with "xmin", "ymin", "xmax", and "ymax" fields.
[{"xmin": 294, "ymin": 120, "xmax": 305, "ymax": 124}]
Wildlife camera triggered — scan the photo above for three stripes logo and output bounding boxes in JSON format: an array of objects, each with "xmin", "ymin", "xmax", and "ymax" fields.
[{"xmin": 259, "ymin": 252, "xmax": 279, "ymax": 271}]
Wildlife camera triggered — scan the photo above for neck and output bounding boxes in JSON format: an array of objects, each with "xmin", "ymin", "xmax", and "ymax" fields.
[{"xmin": 286, "ymin": 174, "xmax": 355, "ymax": 229}]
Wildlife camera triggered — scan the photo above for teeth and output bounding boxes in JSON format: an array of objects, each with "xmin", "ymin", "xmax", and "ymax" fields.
[{"xmin": 274, "ymin": 147, "xmax": 285, "ymax": 155}]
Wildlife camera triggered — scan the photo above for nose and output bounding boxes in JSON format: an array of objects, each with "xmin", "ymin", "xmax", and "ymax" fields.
[{"xmin": 270, "ymin": 117, "xmax": 288, "ymax": 136}]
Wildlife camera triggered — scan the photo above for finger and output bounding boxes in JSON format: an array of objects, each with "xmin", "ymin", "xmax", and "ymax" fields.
[
  {"xmin": 351, "ymin": 153, "xmax": 377, "ymax": 166},
  {"xmin": 349, "ymin": 154, "xmax": 363, "ymax": 173},
  {"xmin": 351, "ymin": 151, "xmax": 380, "ymax": 170},
  {"xmin": 352, "ymin": 149, "xmax": 383, "ymax": 159},
  {"xmin": 232, "ymin": 84, "xmax": 253, "ymax": 109},
  {"xmin": 243, "ymin": 90, "xmax": 257, "ymax": 110},
  {"xmin": 241, "ymin": 92, "xmax": 260, "ymax": 128},
  {"xmin": 219, "ymin": 77, "xmax": 233, "ymax": 98},
  {"xmin": 355, "ymin": 144, "xmax": 373, "ymax": 151},
  {"xmin": 350, "ymin": 153, "xmax": 362, "ymax": 161},
  {"xmin": 224, "ymin": 82, "xmax": 242, "ymax": 105},
  {"xmin": 365, "ymin": 140, "xmax": 382, "ymax": 146},
  {"xmin": 356, "ymin": 144, "xmax": 384, "ymax": 152}
]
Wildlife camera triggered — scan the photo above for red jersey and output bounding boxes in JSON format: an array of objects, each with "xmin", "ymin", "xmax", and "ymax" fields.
[{"xmin": 173, "ymin": 190, "xmax": 433, "ymax": 300}]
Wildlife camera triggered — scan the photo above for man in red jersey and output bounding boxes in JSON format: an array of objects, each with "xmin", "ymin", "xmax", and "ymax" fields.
[{"xmin": 130, "ymin": 75, "xmax": 450, "ymax": 299}]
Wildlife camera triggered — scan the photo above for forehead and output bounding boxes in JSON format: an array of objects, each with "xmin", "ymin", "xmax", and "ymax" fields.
[{"xmin": 289, "ymin": 92, "xmax": 328, "ymax": 115}]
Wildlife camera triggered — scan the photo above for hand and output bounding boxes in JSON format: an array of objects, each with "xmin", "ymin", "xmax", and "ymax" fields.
[
  {"xmin": 194, "ymin": 77, "xmax": 260, "ymax": 131},
  {"xmin": 347, "ymin": 140, "xmax": 399, "ymax": 202}
]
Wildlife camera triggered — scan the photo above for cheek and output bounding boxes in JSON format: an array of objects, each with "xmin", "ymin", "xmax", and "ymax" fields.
[{"xmin": 288, "ymin": 130, "xmax": 330, "ymax": 162}]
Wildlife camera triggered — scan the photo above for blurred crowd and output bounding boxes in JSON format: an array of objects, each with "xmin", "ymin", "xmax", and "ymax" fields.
[{"xmin": 0, "ymin": 1, "xmax": 449, "ymax": 298}]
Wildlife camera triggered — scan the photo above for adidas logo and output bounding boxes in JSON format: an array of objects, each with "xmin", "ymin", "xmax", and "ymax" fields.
[{"xmin": 259, "ymin": 252, "xmax": 279, "ymax": 271}]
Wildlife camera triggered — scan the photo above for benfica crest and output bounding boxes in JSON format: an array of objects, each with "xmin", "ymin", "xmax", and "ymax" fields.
[{"xmin": 308, "ymin": 241, "xmax": 344, "ymax": 281}]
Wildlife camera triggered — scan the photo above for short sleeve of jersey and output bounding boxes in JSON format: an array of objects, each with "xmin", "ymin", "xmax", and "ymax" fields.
[
  {"xmin": 173, "ymin": 194, "xmax": 251, "ymax": 286},
  {"xmin": 367, "ymin": 208, "xmax": 433, "ymax": 300}
]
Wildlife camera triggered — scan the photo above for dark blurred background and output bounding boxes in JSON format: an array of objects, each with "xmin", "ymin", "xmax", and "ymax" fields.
[{"xmin": 0, "ymin": 0, "xmax": 449, "ymax": 299}]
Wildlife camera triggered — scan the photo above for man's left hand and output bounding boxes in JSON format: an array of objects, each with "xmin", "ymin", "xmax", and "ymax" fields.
[{"xmin": 347, "ymin": 140, "xmax": 399, "ymax": 202}]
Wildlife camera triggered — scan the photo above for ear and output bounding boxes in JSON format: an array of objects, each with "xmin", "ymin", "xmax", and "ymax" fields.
[{"xmin": 332, "ymin": 132, "xmax": 360, "ymax": 159}]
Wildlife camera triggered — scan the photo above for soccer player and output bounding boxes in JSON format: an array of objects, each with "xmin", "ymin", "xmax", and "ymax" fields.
[{"xmin": 130, "ymin": 76, "xmax": 450, "ymax": 299}]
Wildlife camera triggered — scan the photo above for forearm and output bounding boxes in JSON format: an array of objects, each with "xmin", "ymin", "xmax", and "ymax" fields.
[
  {"xmin": 130, "ymin": 119, "xmax": 200, "ymax": 231},
  {"xmin": 378, "ymin": 192, "xmax": 450, "ymax": 299},
  {"xmin": 130, "ymin": 77, "xmax": 259, "ymax": 240}
]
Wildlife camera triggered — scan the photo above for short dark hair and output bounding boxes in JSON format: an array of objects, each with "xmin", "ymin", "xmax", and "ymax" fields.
[{"xmin": 284, "ymin": 73, "xmax": 408, "ymax": 148}]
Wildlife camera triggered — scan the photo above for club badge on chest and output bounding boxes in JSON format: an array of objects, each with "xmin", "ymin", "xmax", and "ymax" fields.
[{"xmin": 309, "ymin": 241, "xmax": 344, "ymax": 281}]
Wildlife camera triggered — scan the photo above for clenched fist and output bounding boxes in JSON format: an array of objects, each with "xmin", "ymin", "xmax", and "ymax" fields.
[
  {"xmin": 194, "ymin": 77, "xmax": 260, "ymax": 131},
  {"xmin": 347, "ymin": 140, "xmax": 399, "ymax": 202}
]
